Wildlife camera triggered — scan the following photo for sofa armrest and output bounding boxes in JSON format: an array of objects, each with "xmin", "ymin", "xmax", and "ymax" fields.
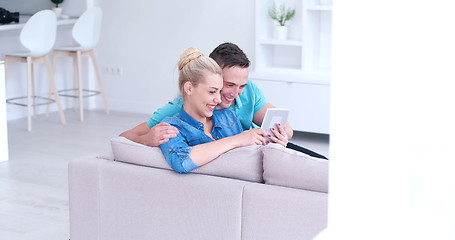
[{"xmin": 68, "ymin": 156, "xmax": 102, "ymax": 240}]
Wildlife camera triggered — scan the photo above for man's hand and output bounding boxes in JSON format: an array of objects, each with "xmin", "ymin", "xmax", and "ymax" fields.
[
  {"xmin": 144, "ymin": 122, "xmax": 179, "ymax": 147},
  {"xmin": 268, "ymin": 123, "xmax": 289, "ymax": 147},
  {"xmin": 120, "ymin": 122, "xmax": 179, "ymax": 147}
]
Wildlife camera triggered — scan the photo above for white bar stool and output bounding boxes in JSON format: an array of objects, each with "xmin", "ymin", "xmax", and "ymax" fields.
[
  {"xmin": 4, "ymin": 10, "xmax": 66, "ymax": 132},
  {"xmin": 49, "ymin": 6, "xmax": 109, "ymax": 122}
]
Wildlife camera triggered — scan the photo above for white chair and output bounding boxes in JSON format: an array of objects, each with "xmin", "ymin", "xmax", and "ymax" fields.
[
  {"xmin": 4, "ymin": 10, "xmax": 66, "ymax": 132},
  {"xmin": 49, "ymin": 6, "xmax": 109, "ymax": 122}
]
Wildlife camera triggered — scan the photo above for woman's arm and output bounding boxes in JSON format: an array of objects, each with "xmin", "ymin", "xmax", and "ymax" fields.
[
  {"xmin": 189, "ymin": 128, "xmax": 268, "ymax": 167},
  {"xmin": 160, "ymin": 128, "xmax": 268, "ymax": 173},
  {"xmin": 160, "ymin": 108, "xmax": 267, "ymax": 173},
  {"xmin": 160, "ymin": 132, "xmax": 198, "ymax": 173}
]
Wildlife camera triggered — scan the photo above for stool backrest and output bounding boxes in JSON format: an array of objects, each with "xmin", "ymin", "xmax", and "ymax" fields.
[
  {"xmin": 20, "ymin": 10, "xmax": 57, "ymax": 57},
  {"xmin": 72, "ymin": 6, "xmax": 103, "ymax": 51}
]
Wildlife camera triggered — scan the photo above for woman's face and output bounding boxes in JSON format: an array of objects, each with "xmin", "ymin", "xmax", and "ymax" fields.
[{"xmin": 186, "ymin": 71, "xmax": 223, "ymax": 121}]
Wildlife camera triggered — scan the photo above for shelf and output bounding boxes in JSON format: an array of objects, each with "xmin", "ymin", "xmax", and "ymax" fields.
[
  {"xmin": 253, "ymin": 0, "xmax": 331, "ymax": 134},
  {"xmin": 256, "ymin": 44, "xmax": 302, "ymax": 70},
  {"xmin": 0, "ymin": 15, "xmax": 78, "ymax": 32},
  {"xmin": 306, "ymin": 5, "xmax": 333, "ymax": 11},
  {"xmin": 250, "ymin": 69, "xmax": 330, "ymax": 85},
  {"xmin": 259, "ymin": 38, "xmax": 303, "ymax": 46}
]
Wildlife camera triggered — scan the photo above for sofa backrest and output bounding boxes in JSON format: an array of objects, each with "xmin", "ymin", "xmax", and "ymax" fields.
[
  {"xmin": 262, "ymin": 143, "xmax": 329, "ymax": 193},
  {"xmin": 110, "ymin": 137, "xmax": 329, "ymax": 193},
  {"xmin": 111, "ymin": 137, "xmax": 264, "ymax": 183}
]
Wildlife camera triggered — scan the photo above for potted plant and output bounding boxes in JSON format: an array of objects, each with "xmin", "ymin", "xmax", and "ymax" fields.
[
  {"xmin": 268, "ymin": 3, "xmax": 296, "ymax": 40},
  {"xmin": 51, "ymin": 0, "xmax": 64, "ymax": 18}
]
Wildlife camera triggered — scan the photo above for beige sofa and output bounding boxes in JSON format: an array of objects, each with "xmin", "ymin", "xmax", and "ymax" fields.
[{"xmin": 68, "ymin": 137, "xmax": 328, "ymax": 240}]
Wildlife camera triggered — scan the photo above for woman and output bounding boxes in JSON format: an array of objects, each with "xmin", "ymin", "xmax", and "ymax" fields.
[{"xmin": 121, "ymin": 47, "xmax": 268, "ymax": 173}]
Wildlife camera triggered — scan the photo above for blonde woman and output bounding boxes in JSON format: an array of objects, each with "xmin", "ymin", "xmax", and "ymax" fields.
[{"xmin": 121, "ymin": 47, "xmax": 268, "ymax": 173}]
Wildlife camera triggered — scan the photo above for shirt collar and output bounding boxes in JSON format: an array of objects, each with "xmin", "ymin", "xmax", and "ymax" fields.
[
  {"xmin": 229, "ymin": 78, "xmax": 250, "ymax": 111},
  {"xmin": 234, "ymin": 96, "xmax": 243, "ymax": 109},
  {"xmin": 228, "ymin": 94, "xmax": 242, "ymax": 112},
  {"xmin": 179, "ymin": 107, "xmax": 224, "ymax": 131},
  {"xmin": 179, "ymin": 107, "xmax": 204, "ymax": 130}
]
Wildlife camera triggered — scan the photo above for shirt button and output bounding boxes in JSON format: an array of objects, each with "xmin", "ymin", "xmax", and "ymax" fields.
[{"xmin": 169, "ymin": 148, "xmax": 172, "ymax": 152}]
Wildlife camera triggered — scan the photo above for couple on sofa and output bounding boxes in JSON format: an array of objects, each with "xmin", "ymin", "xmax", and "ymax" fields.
[{"xmin": 121, "ymin": 43, "xmax": 327, "ymax": 173}]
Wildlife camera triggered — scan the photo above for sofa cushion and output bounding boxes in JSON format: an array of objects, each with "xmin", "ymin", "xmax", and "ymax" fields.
[
  {"xmin": 110, "ymin": 137, "xmax": 264, "ymax": 182},
  {"xmin": 242, "ymin": 183, "xmax": 328, "ymax": 240},
  {"xmin": 96, "ymin": 149, "xmax": 115, "ymax": 161},
  {"xmin": 262, "ymin": 143, "xmax": 329, "ymax": 193},
  {"xmin": 111, "ymin": 137, "xmax": 170, "ymax": 169}
]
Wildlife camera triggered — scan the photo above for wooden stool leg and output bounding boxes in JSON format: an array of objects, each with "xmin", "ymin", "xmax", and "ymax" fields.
[
  {"xmin": 76, "ymin": 51, "xmax": 84, "ymax": 122},
  {"xmin": 47, "ymin": 51, "xmax": 58, "ymax": 117},
  {"xmin": 4, "ymin": 57, "xmax": 9, "ymax": 86},
  {"xmin": 72, "ymin": 54, "xmax": 78, "ymax": 111},
  {"xmin": 30, "ymin": 63, "xmax": 37, "ymax": 119},
  {"xmin": 88, "ymin": 50, "xmax": 109, "ymax": 114},
  {"xmin": 44, "ymin": 55, "xmax": 66, "ymax": 125},
  {"xmin": 26, "ymin": 57, "xmax": 32, "ymax": 132}
]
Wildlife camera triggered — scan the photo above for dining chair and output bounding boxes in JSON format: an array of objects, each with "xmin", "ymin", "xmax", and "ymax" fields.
[
  {"xmin": 4, "ymin": 10, "xmax": 66, "ymax": 131},
  {"xmin": 49, "ymin": 6, "xmax": 108, "ymax": 122}
]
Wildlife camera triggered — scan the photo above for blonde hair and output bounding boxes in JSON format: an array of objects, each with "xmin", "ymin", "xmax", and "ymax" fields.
[{"xmin": 178, "ymin": 47, "xmax": 223, "ymax": 95}]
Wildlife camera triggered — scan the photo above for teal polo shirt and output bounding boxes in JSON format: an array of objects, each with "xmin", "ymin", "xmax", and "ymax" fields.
[{"xmin": 147, "ymin": 79, "xmax": 268, "ymax": 130}]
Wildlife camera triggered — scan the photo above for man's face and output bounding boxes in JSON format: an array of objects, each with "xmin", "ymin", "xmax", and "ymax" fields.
[{"xmin": 218, "ymin": 66, "xmax": 249, "ymax": 109}]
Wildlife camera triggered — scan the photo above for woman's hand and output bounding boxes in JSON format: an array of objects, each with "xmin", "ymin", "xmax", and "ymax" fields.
[
  {"xmin": 268, "ymin": 123, "xmax": 289, "ymax": 147},
  {"xmin": 233, "ymin": 128, "xmax": 268, "ymax": 147}
]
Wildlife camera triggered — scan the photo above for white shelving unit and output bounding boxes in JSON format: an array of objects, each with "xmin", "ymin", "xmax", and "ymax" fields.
[{"xmin": 250, "ymin": 0, "xmax": 332, "ymax": 134}]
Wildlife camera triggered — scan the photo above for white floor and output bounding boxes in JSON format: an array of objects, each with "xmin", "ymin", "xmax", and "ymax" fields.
[{"xmin": 0, "ymin": 109, "xmax": 329, "ymax": 240}]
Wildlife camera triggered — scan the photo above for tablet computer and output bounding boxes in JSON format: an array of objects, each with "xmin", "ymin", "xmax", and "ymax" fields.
[{"xmin": 260, "ymin": 108, "xmax": 290, "ymax": 140}]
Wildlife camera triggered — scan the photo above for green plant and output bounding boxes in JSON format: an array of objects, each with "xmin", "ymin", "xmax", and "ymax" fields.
[
  {"xmin": 51, "ymin": 0, "xmax": 64, "ymax": 8},
  {"xmin": 268, "ymin": 3, "xmax": 296, "ymax": 26}
]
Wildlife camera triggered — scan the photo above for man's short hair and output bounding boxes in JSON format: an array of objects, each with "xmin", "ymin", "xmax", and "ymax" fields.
[{"xmin": 209, "ymin": 42, "xmax": 250, "ymax": 69}]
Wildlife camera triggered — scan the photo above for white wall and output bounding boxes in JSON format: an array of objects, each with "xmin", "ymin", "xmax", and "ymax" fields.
[
  {"xmin": 318, "ymin": 0, "xmax": 455, "ymax": 239},
  {"xmin": 95, "ymin": 0, "xmax": 255, "ymax": 115},
  {"xmin": 4, "ymin": 0, "xmax": 255, "ymax": 120}
]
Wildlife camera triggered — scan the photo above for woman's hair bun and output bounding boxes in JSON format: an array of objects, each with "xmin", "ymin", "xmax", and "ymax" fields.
[{"xmin": 178, "ymin": 47, "xmax": 203, "ymax": 70}]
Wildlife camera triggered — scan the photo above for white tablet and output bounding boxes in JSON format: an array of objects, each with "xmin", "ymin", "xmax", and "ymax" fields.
[{"xmin": 260, "ymin": 108, "xmax": 290, "ymax": 140}]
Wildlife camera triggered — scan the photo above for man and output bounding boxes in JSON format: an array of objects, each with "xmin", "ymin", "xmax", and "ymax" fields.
[{"xmin": 121, "ymin": 43, "xmax": 327, "ymax": 159}]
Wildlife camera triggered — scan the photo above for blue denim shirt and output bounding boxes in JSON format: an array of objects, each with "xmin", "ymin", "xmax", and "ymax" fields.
[
  {"xmin": 159, "ymin": 107, "xmax": 243, "ymax": 173},
  {"xmin": 147, "ymin": 79, "xmax": 267, "ymax": 131}
]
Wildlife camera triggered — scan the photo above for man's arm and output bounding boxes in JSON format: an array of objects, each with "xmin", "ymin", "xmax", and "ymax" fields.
[
  {"xmin": 252, "ymin": 103, "xmax": 294, "ymax": 139},
  {"xmin": 120, "ymin": 97, "xmax": 182, "ymax": 147},
  {"xmin": 147, "ymin": 96, "xmax": 183, "ymax": 128},
  {"xmin": 120, "ymin": 122, "xmax": 178, "ymax": 147}
]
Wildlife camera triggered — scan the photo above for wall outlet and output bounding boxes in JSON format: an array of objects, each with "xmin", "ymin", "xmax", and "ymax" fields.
[{"xmin": 104, "ymin": 66, "xmax": 123, "ymax": 76}]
